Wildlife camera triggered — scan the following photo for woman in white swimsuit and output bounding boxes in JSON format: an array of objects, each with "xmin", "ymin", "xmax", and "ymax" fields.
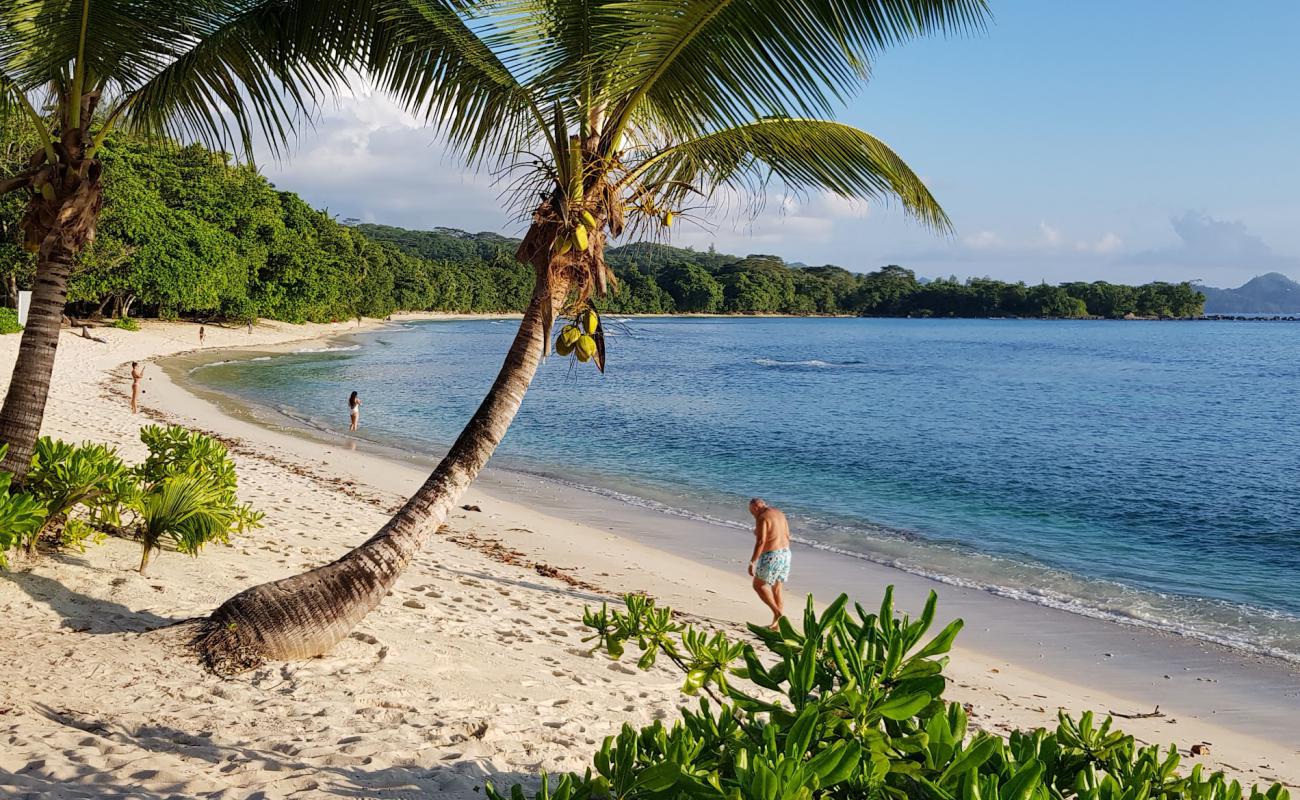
[{"xmin": 348, "ymin": 391, "xmax": 361, "ymax": 431}]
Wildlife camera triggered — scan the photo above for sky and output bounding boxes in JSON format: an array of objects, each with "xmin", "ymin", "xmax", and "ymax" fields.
[{"xmin": 260, "ymin": 0, "xmax": 1300, "ymax": 288}]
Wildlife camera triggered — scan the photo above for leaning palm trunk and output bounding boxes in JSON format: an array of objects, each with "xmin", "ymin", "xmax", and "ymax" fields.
[
  {"xmin": 0, "ymin": 165, "xmax": 103, "ymax": 479},
  {"xmin": 193, "ymin": 265, "xmax": 569, "ymax": 674}
]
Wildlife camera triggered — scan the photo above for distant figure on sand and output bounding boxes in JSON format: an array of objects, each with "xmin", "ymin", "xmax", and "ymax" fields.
[
  {"xmin": 747, "ymin": 497, "xmax": 791, "ymax": 629},
  {"xmin": 348, "ymin": 391, "xmax": 361, "ymax": 431},
  {"xmin": 130, "ymin": 362, "xmax": 144, "ymax": 413},
  {"xmin": 199, "ymin": 326, "xmax": 206, "ymax": 347}
]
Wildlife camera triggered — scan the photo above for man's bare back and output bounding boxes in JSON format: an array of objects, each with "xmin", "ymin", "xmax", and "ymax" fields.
[
  {"xmin": 747, "ymin": 498, "xmax": 792, "ymax": 628},
  {"xmin": 755, "ymin": 506, "xmax": 790, "ymax": 553}
]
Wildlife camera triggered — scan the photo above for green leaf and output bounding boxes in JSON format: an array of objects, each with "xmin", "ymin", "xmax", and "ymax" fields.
[
  {"xmin": 875, "ymin": 691, "xmax": 931, "ymax": 721},
  {"xmin": 1000, "ymin": 760, "xmax": 1045, "ymax": 800},
  {"xmin": 914, "ymin": 619, "xmax": 964, "ymax": 660},
  {"xmin": 939, "ymin": 737, "xmax": 998, "ymax": 784}
]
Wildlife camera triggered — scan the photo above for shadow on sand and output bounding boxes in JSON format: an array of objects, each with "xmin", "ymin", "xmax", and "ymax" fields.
[
  {"xmin": 2, "ymin": 568, "xmax": 182, "ymax": 634},
  {"xmin": 1, "ymin": 705, "xmax": 542, "ymax": 799}
]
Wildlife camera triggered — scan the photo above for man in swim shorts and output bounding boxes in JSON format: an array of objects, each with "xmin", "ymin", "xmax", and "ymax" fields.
[{"xmin": 747, "ymin": 497, "xmax": 791, "ymax": 629}]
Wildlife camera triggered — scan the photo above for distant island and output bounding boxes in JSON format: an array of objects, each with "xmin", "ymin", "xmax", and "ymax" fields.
[{"xmin": 1199, "ymin": 273, "xmax": 1300, "ymax": 314}]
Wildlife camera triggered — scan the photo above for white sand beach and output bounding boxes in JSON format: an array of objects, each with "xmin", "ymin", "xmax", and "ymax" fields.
[{"xmin": 1, "ymin": 319, "xmax": 1297, "ymax": 799}]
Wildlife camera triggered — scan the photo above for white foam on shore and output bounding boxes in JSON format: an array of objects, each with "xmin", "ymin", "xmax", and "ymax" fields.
[
  {"xmin": 511, "ymin": 467, "xmax": 1300, "ymax": 664},
  {"xmin": 188, "ymin": 355, "xmax": 272, "ymax": 373},
  {"xmin": 290, "ymin": 344, "xmax": 361, "ymax": 354},
  {"xmin": 190, "ymin": 336, "xmax": 1300, "ymax": 667}
]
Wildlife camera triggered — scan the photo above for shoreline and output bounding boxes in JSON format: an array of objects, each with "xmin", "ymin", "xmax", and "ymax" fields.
[
  {"xmin": 172, "ymin": 325, "xmax": 1300, "ymax": 671},
  {"xmin": 154, "ymin": 325, "xmax": 1300, "ymax": 763},
  {"xmin": 1, "ymin": 318, "xmax": 1297, "ymax": 796}
]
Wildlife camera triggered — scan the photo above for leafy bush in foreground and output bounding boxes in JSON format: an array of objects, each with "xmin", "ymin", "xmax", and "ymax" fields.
[
  {"xmin": 0, "ymin": 446, "xmax": 47, "ymax": 567},
  {"xmin": 134, "ymin": 475, "xmax": 240, "ymax": 573},
  {"xmin": 24, "ymin": 437, "xmax": 135, "ymax": 553},
  {"xmin": 110, "ymin": 316, "xmax": 140, "ymax": 331},
  {"xmin": 0, "ymin": 426, "xmax": 260, "ymax": 570},
  {"xmin": 488, "ymin": 591, "xmax": 1289, "ymax": 800},
  {"xmin": 0, "ymin": 307, "xmax": 21, "ymax": 334},
  {"xmin": 131, "ymin": 425, "xmax": 262, "ymax": 572}
]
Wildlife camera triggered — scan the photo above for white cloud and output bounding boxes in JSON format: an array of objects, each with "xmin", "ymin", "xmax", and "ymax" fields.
[
  {"xmin": 1039, "ymin": 222, "xmax": 1061, "ymax": 246},
  {"xmin": 260, "ymin": 88, "xmax": 514, "ymax": 234},
  {"xmin": 962, "ymin": 230, "xmax": 1002, "ymax": 250},
  {"xmin": 1130, "ymin": 212, "xmax": 1288, "ymax": 268}
]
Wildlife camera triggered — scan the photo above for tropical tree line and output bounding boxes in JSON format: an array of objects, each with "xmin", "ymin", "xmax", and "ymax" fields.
[
  {"xmin": 0, "ymin": 128, "xmax": 537, "ymax": 322},
  {"xmin": 1, "ymin": 132, "xmax": 1204, "ymax": 325}
]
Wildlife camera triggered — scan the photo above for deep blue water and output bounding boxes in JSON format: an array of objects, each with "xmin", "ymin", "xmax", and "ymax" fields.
[{"xmin": 191, "ymin": 317, "xmax": 1300, "ymax": 660}]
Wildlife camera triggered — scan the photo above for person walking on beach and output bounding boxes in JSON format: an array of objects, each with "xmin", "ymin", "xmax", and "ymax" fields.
[
  {"xmin": 199, "ymin": 326, "xmax": 206, "ymax": 348},
  {"xmin": 130, "ymin": 361, "xmax": 145, "ymax": 414},
  {"xmin": 348, "ymin": 391, "xmax": 362, "ymax": 431},
  {"xmin": 747, "ymin": 497, "xmax": 791, "ymax": 629}
]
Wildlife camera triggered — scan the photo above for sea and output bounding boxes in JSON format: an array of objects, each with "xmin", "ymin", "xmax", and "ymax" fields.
[{"xmin": 189, "ymin": 317, "xmax": 1300, "ymax": 662}]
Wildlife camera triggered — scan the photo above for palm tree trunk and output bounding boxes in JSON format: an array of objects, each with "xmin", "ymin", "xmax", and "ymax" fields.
[
  {"xmin": 0, "ymin": 159, "xmax": 102, "ymax": 480},
  {"xmin": 0, "ymin": 239, "xmax": 78, "ymax": 478},
  {"xmin": 193, "ymin": 267, "xmax": 569, "ymax": 675}
]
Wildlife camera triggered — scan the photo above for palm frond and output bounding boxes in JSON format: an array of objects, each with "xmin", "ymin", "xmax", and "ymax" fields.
[
  {"xmin": 368, "ymin": 0, "xmax": 555, "ymax": 166},
  {"xmin": 0, "ymin": 66, "xmax": 57, "ymax": 165},
  {"xmin": 0, "ymin": 0, "xmax": 191, "ymax": 95},
  {"xmin": 138, "ymin": 474, "xmax": 237, "ymax": 557},
  {"xmin": 602, "ymin": 0, "xmax": 989, "ymax": 140},
  {"xmin": 630, "ymin": 118, "xmax": 950, "ymax": 232},
  {"xmin": 108, "ymin": 0, "xmax": 365, "ymax": 159}
]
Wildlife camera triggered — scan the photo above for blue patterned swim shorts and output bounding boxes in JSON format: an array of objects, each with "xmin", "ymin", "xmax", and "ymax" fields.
[{"xmin": 754, "ymin": 548, "xmax": 791, "ymax": 585}]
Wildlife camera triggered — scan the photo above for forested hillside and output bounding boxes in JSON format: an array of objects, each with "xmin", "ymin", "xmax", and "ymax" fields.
[
  {"xmin": 0, "ymin": 127, "xmax": 1205, "ymax": 322},
  {"xmin": 1199, "ymin": 273, "xmax": 1300, "ymax": 313}
]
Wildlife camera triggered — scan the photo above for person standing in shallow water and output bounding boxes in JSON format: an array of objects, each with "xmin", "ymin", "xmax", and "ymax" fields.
[
  {"xmin": 747, "ymin": 497, "xmax": 792, "ymax": 629},
  {"xmin": 348, "ymin": 391, "xmax": 361, "ymax": 431},
  {"xmin": 130, "ymin": 362, "xmax": 145, "ymax": 414}
]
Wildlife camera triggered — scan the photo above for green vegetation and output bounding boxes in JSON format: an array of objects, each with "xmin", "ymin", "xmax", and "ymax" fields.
[
  {"xmin": 0, "ymin": 445, "xmax": 46, "ymax": 568},
  {"xmin": 489, "ymin": 592, "xmax": 1288, "ymax": 800},
  {"xmin": 0, "ymin": 307, "xmax": 20, "ymax": 333},
  {"xmin": 24, "ymin": 438, "xmax": 134, "ymax": 553},
  {"xmin": 134, "ymin": 475, "xmax": 240, "ymax": 575},
  {"xmin": 132, "ymin": 425, "xmax": 263, "ymax": 573},
  {"xmin": 0, "ymin": 425, "xmax": 259, "ymax": 571},
  {"xmin": 1, "ymin": 134, "xmax": 1204, "ymax": 322},
  {"xmin": 109, "ymin": 316, "xmax": 139, "ymax": 331}
]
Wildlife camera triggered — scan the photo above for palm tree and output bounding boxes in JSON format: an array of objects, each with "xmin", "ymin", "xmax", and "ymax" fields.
[
  {"xmin": 0, "ymin": 0, "xmax": 358, "ymax": 478},
  {"xmin": 189, "ymin": 0, "xmax": 989, "ymax": 673}
]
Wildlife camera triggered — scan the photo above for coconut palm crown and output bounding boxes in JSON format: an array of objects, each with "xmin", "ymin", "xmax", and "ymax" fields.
[
  {"xmin": 0, "ymin": 0, "xmax": 358, "ymax": 477},
  {"xmin": 192, "ymin": 0, "xmax": 990, "ymax": 674},
  {"xmin": 365, "ymin": 0, "xmax": 982, "ymax": 345}
]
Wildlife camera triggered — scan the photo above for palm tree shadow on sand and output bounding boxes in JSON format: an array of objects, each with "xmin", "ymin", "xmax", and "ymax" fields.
[
  {"xmin": 3, "ymin": 569, "xmax": 180, "ymax": 634},
  {"xmin": 10, "ymin": 705, "xmax": 538, "ymax": 799}
]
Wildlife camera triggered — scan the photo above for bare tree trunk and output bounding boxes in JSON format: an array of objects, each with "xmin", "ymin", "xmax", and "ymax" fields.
[
  {"xmin": 193, "ymin": 269, "xmax": 569, "ymax": 674},
  {"xmin": 0, "ymin": 240, "xmax": 77, "ymax": 477}
]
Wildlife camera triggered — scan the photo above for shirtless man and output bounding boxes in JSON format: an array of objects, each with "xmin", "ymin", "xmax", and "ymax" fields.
[
  {"xmin": 130, "ymin": 362, "xmax": 144, "ymax": 413},
  {"xmin": 747, "ymin": 497, "xmax": 791, "ymax": 629}
]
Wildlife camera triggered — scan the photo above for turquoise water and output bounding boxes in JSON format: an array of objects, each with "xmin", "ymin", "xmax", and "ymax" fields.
[{"xmin": 191, "ymin": 317, "xmax": 1300, "ymax": 661}]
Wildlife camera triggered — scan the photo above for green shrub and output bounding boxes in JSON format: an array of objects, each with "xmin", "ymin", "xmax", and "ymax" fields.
[
  {"xmin": 0, "ymin": 445, "xmax": 48, "ymax": 567},
  {"xmin": 0, "ymin": 307, "xmax": 21, "ymax": 334},
  {"xmin": 132, "ymin": 425, "xmax": 262, "ymax": 571},
  {"xmin": 110, "ymin": 316, "xmax": 140, "ymax": 331},
  {"xmin": 24, "ymin": 437, "xmax": 135, "ymax": 554},
  {"xmin": 490, "ymin": 591, "xmax": 1290, "ymax": 800},
  {"xmin": 133, "ymin": 474, "xmax": 239, "ymax": 573}
]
